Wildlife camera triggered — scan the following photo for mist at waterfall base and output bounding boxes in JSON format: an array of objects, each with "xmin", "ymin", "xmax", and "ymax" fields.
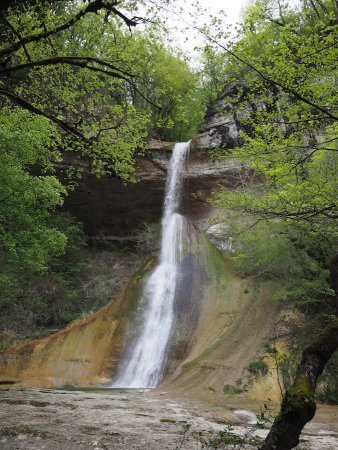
[{"xmin": 111, "ymin": 142, "xmax": 190, "ymax": 389}]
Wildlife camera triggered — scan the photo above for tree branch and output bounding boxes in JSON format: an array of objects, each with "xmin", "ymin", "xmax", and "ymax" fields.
[
  {"xmin": 0, "ymin": 56, "xmax": 161, "ymax": 110},
  {"xmin": 209, "ymin": 37, "xmax": 338, "ymax": 121},
  {"xmin": 0, "ymin": 88, "xmax": 86, "ymax": 139},
  {"xmin": 0, "ymin": 56, "xmax": 135, "ymax": 79},
  {"xmin": 233, "ymin": 205, "xmax": 338, "ymax": 221},
  {"xmin": 260, "ymin": 316, "xmax": 338, "ymax": 450},
  {"xmin": 2, "ymin": 16, "xmax": 31, "ymax": 62},
  {"xmin": 172, "ymin": 14, "xmax": 337, "ymax": 121},
  {"xmin": 0, "ymin": 0, "xmax": 137, "ymax": 61},
  {"xmin": 139, "ymin": 0, "xmax": 338, "ymax": 120}
]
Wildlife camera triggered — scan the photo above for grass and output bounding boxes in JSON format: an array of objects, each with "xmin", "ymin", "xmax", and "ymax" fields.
[
  {"xmin": 160, "ymin": 418, "xmax": 177, "ymax": 423},
  {"xmin": 0, "ymin": 425, "xmax": 52, "ymax": 438}
]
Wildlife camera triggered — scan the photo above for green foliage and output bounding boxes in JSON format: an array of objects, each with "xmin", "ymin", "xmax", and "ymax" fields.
[
  {"xmin": 0, "ymin": 108, "xmax": 67, "ymax": 275},
  {"xmin": 175, "ymin": 422, "xmax": 245, "ymax": 449},
  {"xmin": 207, "ymin": 0, "xmax": 337, "ymax": 234},
  {"xmin": 0, "ymin": 213, "xmax": 86, "ymax": 333},
  {"xmin": 207, "ymin": 0, "xmax": 337, "ymax": 315},
  {"xmin": 0, "ymin": 105, "xmax": 87, "ymax": 332},
  {"xmin": 0, "ymin": 90, "xmax": 87, "ymax": 332},
  {"xmin": 137, "ymin": 43, "xmax": 206, "ymax": 140},
  {"xmin": 0, "ymin": 0, "xmax": 210, "ymax": 341},
  {"xmin": 0, "ymin": 0, "xmax": 207, "ymax": 179},
  {"xmin": 247, "ymin": 358, "xmax": 269, "ymax": 377},
  {"xmin": 194, "ymin": 428, "xmax": 244, "ymax": 448},
  {"xmin": 223, "ymin": 378, "xmax": 249, "ymax": 395}
]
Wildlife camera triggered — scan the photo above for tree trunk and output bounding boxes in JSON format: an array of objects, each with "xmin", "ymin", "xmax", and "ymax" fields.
[
  {"xmin": 259, "ymin": 317, "xmax": 338, "ymax": 449},
  {"xmin": 260, "ymin": 254, "xmax": 338, "ymax": 450},
  {"xmin": 329, "ymin": 253, "xmax": 338, "ymax": 314}
]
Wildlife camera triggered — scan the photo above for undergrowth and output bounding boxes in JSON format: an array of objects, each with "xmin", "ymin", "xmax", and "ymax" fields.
[{"xmin": 174, "ymin": 404, "xmax": 274, "ymax": 449}]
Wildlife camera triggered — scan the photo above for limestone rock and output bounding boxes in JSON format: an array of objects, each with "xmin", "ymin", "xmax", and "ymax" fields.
[
  {"xmin": 0, "ymin": 226, "xmax": 280, "ymax": 402},
  {"xmin": 60, "ymin": 141, "xmax": 241, "ymax": 241},
  {"xmin": 59, "ymin": 81, "xmax": 255, "ymax": 241}
]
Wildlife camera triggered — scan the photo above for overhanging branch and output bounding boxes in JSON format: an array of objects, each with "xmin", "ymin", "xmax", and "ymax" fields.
[
  {"xmin": 0, "ymin": 88, "xmax": 87, "ymax": 139},
  {"xmin": 0, "ymin": 56, "xmax": 134, "ymax": 79},
  {"xmin": 0, "ymin": 0, "xmax": 137, "ymax": 61},
  {"xmin": 231, "ymin": 204, "xmax": 338, "ymax": 221},
  {"xmin": 203, "ymin": 33, "xmax": 338, "ymax": 121},
  {"xmin": 0, "ymin": 56, "xmax": 161, "ymax": 110}
]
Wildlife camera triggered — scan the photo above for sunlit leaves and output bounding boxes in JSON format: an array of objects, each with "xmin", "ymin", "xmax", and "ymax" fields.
[{"xmin": 0, "ymin": 110, "xmax": 68, "ymax": 272}]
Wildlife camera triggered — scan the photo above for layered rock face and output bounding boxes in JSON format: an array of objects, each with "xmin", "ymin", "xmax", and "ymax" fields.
[
  {"xmin": 60, "ymin": 143, "xmax": 241, "ymax": 241},
  {"xmin": 60, "ymin": 82, "xmax": 249, "ymax": 242},
  {"xmin": 191, "ymin": 81, "xmax": 249, "ymax": 152}
]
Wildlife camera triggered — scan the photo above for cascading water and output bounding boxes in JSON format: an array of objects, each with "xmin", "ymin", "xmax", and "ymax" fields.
[{"xmin": 111, "ymin": 141, "xmax": 190, "ymax": 388}]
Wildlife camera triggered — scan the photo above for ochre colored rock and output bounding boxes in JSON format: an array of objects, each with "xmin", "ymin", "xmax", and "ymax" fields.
[
  {"xmin": 0, "ymin": 261, "xmax": 150, "ymax": 387},
  {"xmin": 0, "ymin": 227, "xmax": 281, "ymax": 403}
]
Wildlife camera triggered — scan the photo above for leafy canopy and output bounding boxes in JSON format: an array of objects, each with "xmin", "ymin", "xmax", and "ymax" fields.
[
  {"xmin": 200, "ymin": 0, "xmax": 338, "ymax": 322},
  {"xmin": 208, "ymin": 0, "xmax": 337, "ymax": 238}
]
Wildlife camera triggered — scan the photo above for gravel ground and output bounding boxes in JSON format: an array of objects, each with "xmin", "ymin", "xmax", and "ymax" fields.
[{"xmin": 0, "ymin": 388, "xmax": 338, "ymax": 449}]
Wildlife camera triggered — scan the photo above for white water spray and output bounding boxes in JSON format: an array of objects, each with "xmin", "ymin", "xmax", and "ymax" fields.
[{"xmin": 111, "ymin": 141, "xmax": 189, "ymax": 388}]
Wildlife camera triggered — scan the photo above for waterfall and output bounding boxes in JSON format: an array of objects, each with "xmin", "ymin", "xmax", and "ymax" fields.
[{"xmin": 111, "ymin": 141, "xmax": 190, "ymax": 388}]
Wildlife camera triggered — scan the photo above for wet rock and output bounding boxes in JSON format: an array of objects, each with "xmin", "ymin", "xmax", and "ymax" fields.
[
  {"xmin": 1, "ymin": 389, "xmax": 337, "ymax": 450},
  {"xmin": 57, "ymin": 80, "xmax": 258, "ymax": 241},
  {"xmin": 59, "ymin": 138, "xmax": 242, "ymax": 240}
]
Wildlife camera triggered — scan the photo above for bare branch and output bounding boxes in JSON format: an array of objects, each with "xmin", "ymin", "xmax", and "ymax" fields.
[
  {"xmin": 2, "ymin": 16, "xmax": 31, "ymax": 62},
  {"xmin": 0, "ymin": 56, "xmax": 129, "ymax": 79},
  {"xmin": 232, "ymin": 204, "xmax": 338, "ymax": 221}
]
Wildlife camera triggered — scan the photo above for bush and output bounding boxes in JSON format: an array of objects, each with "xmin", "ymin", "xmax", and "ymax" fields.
[
  {"xmin": 247, "ymin": 359, "xmax": 269, "ymax": 377},
  {"xmin": 0, "ymin": 213, "xmax": 85, "ymax": 340}
]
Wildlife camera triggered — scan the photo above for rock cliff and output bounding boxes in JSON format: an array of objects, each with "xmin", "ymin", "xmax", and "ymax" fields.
[
  {"xmin": 0, "ymin": 82, "xmax": 286, "ymax": 403},
  {"xmin": 0, "ymin": 224, "xmax": 281, "ymax": 402},
  {"xmin": 60, "ymin": 83, "xmax": 248, "ymax": 241}
]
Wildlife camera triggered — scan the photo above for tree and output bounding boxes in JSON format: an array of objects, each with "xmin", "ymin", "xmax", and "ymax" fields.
[
  {"xmin": 0, "ymin": 108, "xmax": 66, "ymax": 273},
  {"xmin": 205, "ymin": 0, "xmax": 337, "ymax": 447},
  {"xmin": 0, "ymin": 1, "xmax": 206, "ymax": 174},
  {"xmin": 0, "ymin": 0, "xmax": 207, "ymax": 336},
  {"xmin": 0, "ymin": 0, "xmax": 154, "ymax": 180}
]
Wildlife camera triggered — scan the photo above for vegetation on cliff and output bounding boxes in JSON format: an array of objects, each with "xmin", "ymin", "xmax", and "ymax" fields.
[{"xmin": 203, "ymin": 0, "xmax": 337, "ymax": 446}]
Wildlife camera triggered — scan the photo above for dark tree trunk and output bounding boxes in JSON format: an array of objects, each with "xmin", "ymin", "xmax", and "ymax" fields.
[
  {"xmin": 259, "ymin": 318, "xmax": 338, "ymax": 449},
  {"xmin": 329, "ymin": 253, "xmax": 338, "ymax": 314},
  {"xmin": 260, "ymin": 254, "xmax": 338, "ymax": 450}
]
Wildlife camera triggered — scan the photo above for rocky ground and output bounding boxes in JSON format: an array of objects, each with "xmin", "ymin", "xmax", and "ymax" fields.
[{"xmin": 1, "ymin": 388, "xmax": 338, "ymax": 449}]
